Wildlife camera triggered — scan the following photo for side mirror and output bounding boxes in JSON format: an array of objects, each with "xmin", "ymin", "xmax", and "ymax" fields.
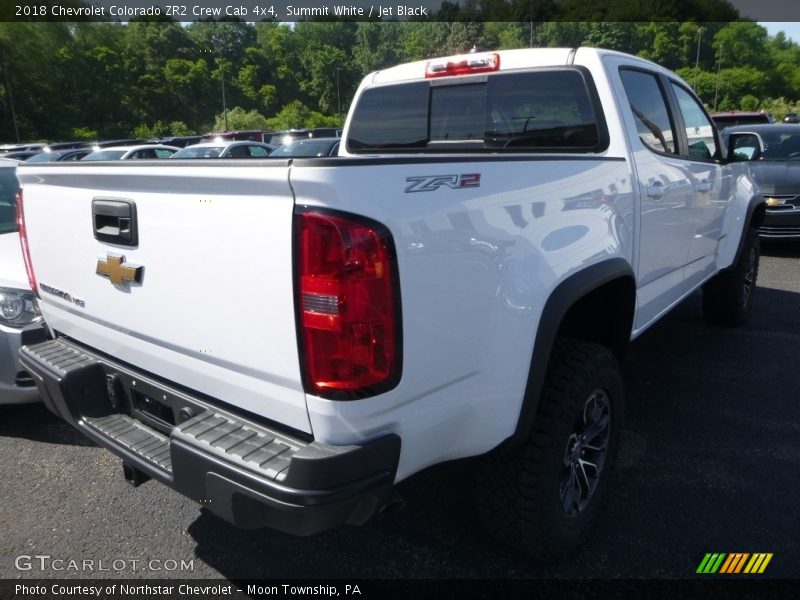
[{"xmin": 726, "ymin": 133, "xmax": 762, "ymax": 162}]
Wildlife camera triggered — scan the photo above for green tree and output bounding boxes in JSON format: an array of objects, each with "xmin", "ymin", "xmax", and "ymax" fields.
[
  {"xmin": 353, "ymin": 22, "xmax": 404, "ymax": 75},
  {"xmin": 0, "ymin": 22, "xmax": 73, "ymax": 139},
  {"xmin": 169, "ymin": 121, "xmax": 193, "ymax": 135},
  {"xmin": 713, "ymin": 22, "xmax": 769, "ymax": 72},
  {"xmin": 132, "ymin": 121, "xmax": 167, "ymax": 138},
  {"xmin": 72, "ymin": 126, "xmax": 98, "ymax": 140},
  {"xmin": 120, "ymin": 21, "xmax": 195, "ymax": 129},
  {"xmin": 402, "ymin": 22, "xmax": 487, "ymax": 59},
  {"xmin": 715, "ymin": 67, "xmax": 769, "ymax": 110},
  {"xmin": 213, "ymin": 106, "xmax": 269, "ymax": 131},
  {"xmin": 482, "ymin": 22, "xmax": 527, "ymax": 50},
  {"xmin": 291, "ymin": 23, "xmax": 358, "ymax": 114},
  {"xmin": 186, "ymin": 20, "xmax": 256, "ymax": 63},
  {"xmin": 403, "ymin": 22, "xmax": 452, "ymax": 60},
  {"xmin": 583, "ymin": 22, "xmax": 640, "ymax": 53},
  {"xmin": 637, "ymin": 22, "xmax": 702, "ymax": 70},
  {"xmin": 532, "ymin": 22, "xmax": 592, "ymax": 47},
  {"xmin": 740, "ymin": 94, "xmax": 759, "ymax": 111},
  {"xmin": 761, "ymin": 97, "xmax": 800, "ymax": 122},
  {"xmin": 300, "ymin": 46, "xmax": 351, "ymax": 115},
  {"xmin": 265, "ymin": 100, "xmax": 340, "ymax": 130},
  {"xmin": 681, "ymin": 66, "xmax": 769, "ymax": 111},
  {"xmin": 163, "ymin": 58, "xmax": 216, "ymax": 130},
  {"xmin": 254, "ymin": 22, "xmax": 303, "ymax": 110}
]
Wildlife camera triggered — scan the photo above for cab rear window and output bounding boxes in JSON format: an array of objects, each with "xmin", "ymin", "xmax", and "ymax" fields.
[{"xmin": 347, "ymin": 68, "xmax": 607, "ymax": 153}]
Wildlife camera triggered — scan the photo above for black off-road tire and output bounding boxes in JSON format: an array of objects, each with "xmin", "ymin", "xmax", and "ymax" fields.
[
  {"xmin": 702, "ymin": 228, "xmax": 760, "ymax": 326},
  {"xmin": 476, "ymin": 338, "xmax": 624, "ymax": 560}
]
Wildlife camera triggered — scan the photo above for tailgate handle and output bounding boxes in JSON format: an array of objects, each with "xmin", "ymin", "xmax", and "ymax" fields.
[{"xmin": 92, "ymin": 198, "xmax": 138, "ymax": 246}]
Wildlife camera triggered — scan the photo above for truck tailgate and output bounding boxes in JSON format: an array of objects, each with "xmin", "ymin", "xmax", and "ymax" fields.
[{"xmin": 18, "ymin": 161, "xmax": 311, "ymax": 433}]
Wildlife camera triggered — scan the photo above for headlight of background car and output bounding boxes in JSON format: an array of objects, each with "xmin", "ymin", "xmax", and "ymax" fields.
[{"xmin": 0, "ymin": 288, "xmax": 42, "ymax": 327}]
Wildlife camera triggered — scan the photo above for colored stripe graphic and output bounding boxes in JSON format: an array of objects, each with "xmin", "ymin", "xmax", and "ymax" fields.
[
  {"xmin": 719, "ymin": 554, "xmax": 735, "ymax": 574},
  {"xmin": 744, "ymin": 554, "xmax": 760, "ymax": 573},
  {"xmin": 733, "ymin": 552, "xmax": 750, "ymax": 573},
  {"xmin": 757, "ymin": 554, "xmax": 773, "ymax": 574},
  {"xmin": 732, "ymin": 553, "xmax": 750, "ymax": 573},
  {"xmin": 697, "ymin": 553, "xmax": 727, "ymax": 574},
  {"xmin": 710, "ymin": 553, "xmax": 726, "ymax": 573},
  {"xmin": 698, "ymin": 553, "xmax": 773, "ymax": 574},
  {"xmin": 697, "ymin": 554, "xmax": 713, "ymax": 573}
]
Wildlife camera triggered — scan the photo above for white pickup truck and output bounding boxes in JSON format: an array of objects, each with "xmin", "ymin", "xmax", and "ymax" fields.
[{"xmin": 17, "ymin": 48, "xmax": 763, "ymax": 558}]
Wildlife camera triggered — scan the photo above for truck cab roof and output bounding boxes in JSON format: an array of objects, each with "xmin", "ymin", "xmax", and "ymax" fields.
[{"xmin": 368, "ymin": 47, "xmax": 669, "ymax": 85}]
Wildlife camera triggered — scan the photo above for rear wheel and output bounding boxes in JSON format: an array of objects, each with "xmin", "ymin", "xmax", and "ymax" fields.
[
  {"xmin": 702, "ymin": 228, "xmax": 759, "ymax": 326},
  {"xmin": 476, "ymin": 338, "xmax": 624, "ymax": 559}
]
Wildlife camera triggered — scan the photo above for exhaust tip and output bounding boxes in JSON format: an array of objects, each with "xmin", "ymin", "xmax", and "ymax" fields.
[{"xmin": 379, "ymin": 492, "xmax": 406, "ymax": 516}]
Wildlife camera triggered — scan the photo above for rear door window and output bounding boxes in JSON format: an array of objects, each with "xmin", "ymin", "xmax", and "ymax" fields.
[
  {"xmin": 347, "ymin": 68, "xmax": 606, "ymax": 153},
  {"xmin": 619, "ymin": 69, "xmax": 677, "ymax": 155}
]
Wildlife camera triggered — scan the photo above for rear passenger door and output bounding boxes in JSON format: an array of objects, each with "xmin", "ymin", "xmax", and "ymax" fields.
[
  {"xmin": 666, "ymin": 81, "xmax": 727, "ymax": 287},
  {"xmin": 615, "ymin": 66, "xmax": 697, "ymax": 328}
]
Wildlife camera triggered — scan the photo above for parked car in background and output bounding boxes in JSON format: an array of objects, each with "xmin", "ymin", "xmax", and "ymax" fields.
[
  {"xmin": 25, "ymin": 148, "xmax": 92, "ymax": 162},
  {"xmin": 724, "ymin": 123, "xmax": 800, "ymax": 238},
  {"xmin": 783, "ymin": 113, "xmax": 800, "ymax": 124},
  {"xmin": 83, "ymin": 145, "xmax": 179, "ymax": 161},
  {"xmin": 268, "ymin": 137, "xmax": 340, "ymax": 158},
  {"xmin": 0, "ymin": 143, "xmax": 47, "ymax": 154},
  {"xmin": 711, "ymin": 110, "xmax": 774, "ymax": 131},
  {"xmin": 200, "ymin": 130, "xmax": 274, "ymax": 144},
  {"xmin": 0, "ymin": 159, "xmax": 46, "ymax": 404},
  {"xmin": 268, "ymin": 128, "xmax": 342, "ymax": 146},
  {"xmin": 146, "ymin": 136, "xmax": 202, "ymax": 148},
  {"xmin": 1, "ymin": 151, "xmax": 42, "ymax": 161},
  {"xmin": 88, "ymin": 139, "xmax": 147, "ymax": 151},
  {"xmin": 170, "ymin": 141, "xmax": 274, "ymax": 159},
  {"xmin": 43, "ymin": 141, "xmax": 93, "ymax": 152}
]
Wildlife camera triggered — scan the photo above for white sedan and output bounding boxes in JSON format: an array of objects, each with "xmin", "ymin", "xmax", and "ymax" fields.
[{"xmin": 82, "ymin": 144, "xmax": 180, "ymax": 160}]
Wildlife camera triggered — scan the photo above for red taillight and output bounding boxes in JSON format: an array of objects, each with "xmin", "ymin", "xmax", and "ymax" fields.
[
  {"xmin": 15, "ymin": 190, "xmax": 38, "ymax": 297},
  {"xmin": 295, "ymin": 209, "xmax": 401, "ymax": 399},
  {"xmin": 425, "ymin": 52, "xmax": 500, "ymax": 78}
]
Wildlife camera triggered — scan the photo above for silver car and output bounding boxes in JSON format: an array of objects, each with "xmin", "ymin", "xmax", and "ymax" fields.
[
  {"xmin": 170, "ymin": 141, "xmax": 275, "ymax": 159},
  {"xmin": 0, "ymin": 159, "xmax": 46, "ymax": 404},
  {"xmin": 82, "ymin": 144, "xmax": 180, "ymax": 161}
]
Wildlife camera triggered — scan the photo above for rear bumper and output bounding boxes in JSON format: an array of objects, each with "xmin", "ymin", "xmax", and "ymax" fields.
[{"xmin": 20, "ymin": 337, "xmax": 400, "ymax": 535}]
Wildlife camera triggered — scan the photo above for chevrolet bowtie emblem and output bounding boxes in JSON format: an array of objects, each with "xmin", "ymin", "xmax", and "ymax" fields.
[{"xmin": 96, "ymin": 255, "xmax": 144, "ymax": 286}]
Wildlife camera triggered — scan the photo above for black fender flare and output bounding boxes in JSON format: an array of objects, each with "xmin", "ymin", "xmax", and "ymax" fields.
[
  {"xmin": 724, "ymin": 193, "xmax": 765, "ymax": 272},
  {"xmin": 507, "ymin": 258, "xmax": 635, "ymax": 449}
]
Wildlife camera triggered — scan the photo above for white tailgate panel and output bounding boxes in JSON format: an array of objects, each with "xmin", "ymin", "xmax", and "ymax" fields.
[{"xmin": 20, "ymin": 163, "xmax": 310, "ymax": 433}]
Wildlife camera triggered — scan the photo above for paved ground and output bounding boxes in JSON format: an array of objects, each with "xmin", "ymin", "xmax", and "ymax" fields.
[{"xmin": 2, "ymin": 240, "xmax": 798, "ymax": 581}]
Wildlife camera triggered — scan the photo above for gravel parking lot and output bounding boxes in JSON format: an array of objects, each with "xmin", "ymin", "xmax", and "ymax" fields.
[{"xmin": 2, "ymin": 240, "xmax": 798, "ymax": 581}]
